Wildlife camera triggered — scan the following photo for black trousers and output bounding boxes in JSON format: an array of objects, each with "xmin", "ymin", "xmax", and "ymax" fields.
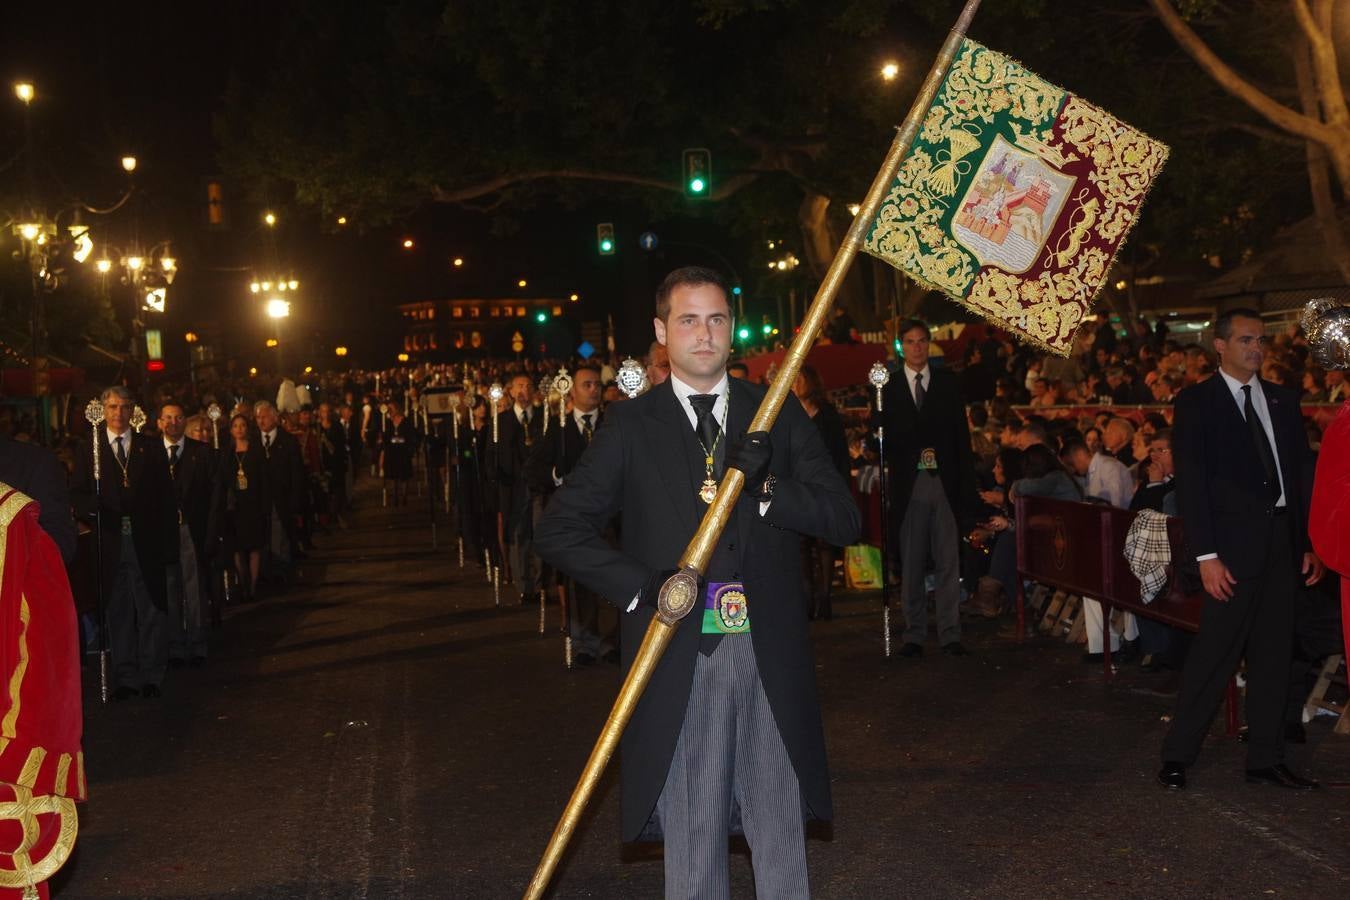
[{"xmin": 1162, "ymin": 514, "xmax": 1295, "ymax": 770}]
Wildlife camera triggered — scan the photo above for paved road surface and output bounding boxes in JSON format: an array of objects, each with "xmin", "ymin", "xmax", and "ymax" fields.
[{"xmin": 54, "ymin": 479, "xmax": 1350, "ymax": 898}]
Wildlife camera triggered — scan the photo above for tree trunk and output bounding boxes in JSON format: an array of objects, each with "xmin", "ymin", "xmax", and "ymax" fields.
[
  {"xmin": 796, "ymin": 190, "xmax": 874, "ymax": 328},
  {"xmin": 1296, "ymin": 40, "xmax": 1350, "ymax": 283}
]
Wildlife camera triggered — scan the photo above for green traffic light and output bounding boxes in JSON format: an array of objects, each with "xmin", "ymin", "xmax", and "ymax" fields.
[
  {"xmin": 737, "ymin": 327, "xmax": 751, "ymax": 342},
  {"xmin": 689, "ymin": 177, "xmax": 706, "ymax": 194},
  {"xmin": 731, "ymin": 286, "xmax": 742, "ymax": 296},
  {"xmin": 535, "ymin": 311, "xmax": 548, "ymax": 323},
  {"xmin": 600, "ymin": 239, "xmax": 614, "ymax": 252},
  {"xmin": 761, "ymin": 323, "xmax": 772, "ymax": 335}
]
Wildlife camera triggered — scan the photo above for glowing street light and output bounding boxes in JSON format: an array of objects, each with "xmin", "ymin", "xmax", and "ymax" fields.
[
  {"xmin": 126, "ymin": 255, "xmax": 144, "ymax": 272},
  {"xmin": 184, "ymin": 331, "xmax": 199, "ymax": 343},
  {"xmin": 249, "ymin": 367, "xmax": 258, "ymax": 376},
  {"xmin": 517, "ymin": 279, "xmax": 528, "ymax": 288},
  {"xmin": 13, "ymin": 82, "xmax": 34, "ymax": 104},
  {"xmin": 266, "ymin": 298, "xmax": 291, "ymax": 319},
  {"xmin": 336, "ymin": 215, "xmax": 348, "ymax": 226},
  {"xmin": 397, "ymin": 352, "xmax": 410, "ymax": 363},
  {"xmin": 334, "ymin": 346, "xmax": 349, "ymax": 357},
  {"xmin": 402, "ymin": 238, "xmax": 415, "ymax": 249},
  {"xmin": 96, "ymin": 258, "xmax": 113, "ymax": 274},
  {"xmin": 569, "ymin": 293, "xmax": 579, "ymax": 302},
  {"xmin": 121, "ymin": 156, "xmax": 138, "ymax": 174},
  {"xmin": 250, "ymin": 281, "xmax": 261, "ymax": 293},
  {"xmin": 265, "ymin": 338, "xmax": 279, "ymax": 348},
  {"xmin": 848, "ymin": 203, "xmax": 862, "ymax": 216},
  {"xmin": 288, "ymin": 279, "xmax": 298, "ymax": 290},
  {"xmin": 453, "ymin": 257, "xmax": 464, "ymax": 267},
  {"xmin": 263, "ymin": 211, "xmax": 277, "ymax": 227},
  {"xmin": 17, "ymin": 223, "xmax": 40, "ymax": 242},
  {"xmin": 881, "ymin": 61, "xmax": 899, "ymax": 81}
]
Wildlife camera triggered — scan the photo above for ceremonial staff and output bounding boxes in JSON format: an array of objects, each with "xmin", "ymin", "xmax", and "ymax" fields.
[
  {"xmin": 549, "ymin": 368, "xmax": 574, "ymax": 668},
  {"xmin": 131, "ymin": 405, "xmax": 146, "ymax": 434},
  {"xmin": 207, "ymin": 402, "xmax": 221, "ymax": 449},
  {"xmin": 868, "ymin": 362, "xmax": 894, "ymax": 657},
  {"xmin": 488, "ymin": 382, "xmax": 504, "ymax": 606},
  {"xmin": 85, "ymin": 400, "xmax": 112, "ymax": 704},
  {"xmin": 449, "ymin": 394, "xmax": 464, "ymax": 567},
  {"xmin": 379, "ymin": 402, "xmax": 389, "ymax": 508},
  {"xmin": 525, "ymin": 1, "xmax": 983, "ymax": 894}
]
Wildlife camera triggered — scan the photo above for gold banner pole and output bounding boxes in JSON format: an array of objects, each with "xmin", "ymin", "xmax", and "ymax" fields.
[{"xmin": 525, "ymin": 2, "xmax": 981, "ymax": 895}]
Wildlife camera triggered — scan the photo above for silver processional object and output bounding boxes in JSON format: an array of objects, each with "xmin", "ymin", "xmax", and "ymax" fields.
[
  {"xmin": 130, "ymin": 405, "xmax": 147, "ymax": 434},
  {"xmin": 488, "ymin": 383, "xmax": 505, "ymax": 443},
  {"xmin": 868, "ymin": 361, "xmax": 893, "ymax": 659},
  {"xmin": 1302, "ymin": 298, "xmax": 1350, "ymax": 371},
  {"xmin": 207, "ymin": 403, "xmax": 222, "ymax": 449},
  {"xmin": 537, "ymin": 374, "xmax": 554, "ymax": 436},
  {"xmin": 616, "ymin": 357, "xmax": 649, "ymax": 399},
  {"xmin": 551, "ymin": 368, "xmax": 573, "ymax": 426}
]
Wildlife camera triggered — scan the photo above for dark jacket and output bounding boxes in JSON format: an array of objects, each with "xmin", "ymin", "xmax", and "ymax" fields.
[
  {"xmin": 1173, "ymin": 374, "xmax": 1313, "ymax": 578},
  {"xmin": 165, "ymin": 437, "xmax": 223, "ymax": 560},
  {"xmin": 70, "ymin": 429, "xmax": 178, "ymax": 610},
  {"xmin": 0, "ymin": 435, "xmax": 75, "ymax": 564},
  {"xmin": 260, "ymin": 427, "xmax": 305, "ymax": 527},
  {"xmin": 534, "ymin": 377, "xmax": 860, "ymax": 841},
  {"xmin": 878, "ymin": 365, "xmax": 979, "ymax": 530},
  {"xmin": 524, "ymin": 409, "xmax": 599, "ymax": 498}
]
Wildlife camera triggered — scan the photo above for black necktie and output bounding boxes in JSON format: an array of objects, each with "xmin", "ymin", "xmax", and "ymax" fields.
[
  {"xmin": 264, "ymin": 433, "xmax": 272, "ymax": 450},
  {"xmin": 169, "ymin": 444, "xmax": 180, "ymax": 466},
  {"xmin": 914, "ymin": 372, "xmax": 926, "ymax": 411},
  {"xmin": 581, "ymin": 413, "xmax": 593, "ymax": 444},
  {"xmin": 689, "ymin": 394, "xmax": 719, "ymax": 451},
  {"xmin": 115, "ymin": 435, "xmax": 127, "ymax": 466},
  {"xmin": 1241, "ymin": 385, "xmax": 1280, "ymax": 502}
]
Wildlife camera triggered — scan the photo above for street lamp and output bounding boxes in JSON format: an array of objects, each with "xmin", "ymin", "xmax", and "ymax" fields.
[
  {"xmin": 517, "ymin": 279, "xmax": 528, "ymax": 288},
  {"xmin": 335, "ymin": 346, "xmax": 349, "ymax": 357},
  {"xmin": 121, "ymin": 156, "xmax": 137, "ymax": 174},
  {"xmin": 881, "ymin": 61, "xmax": 899, "ymax": 81},
  {"xmin": 263, "ymin": 211, "xmax": 277, "ymax": 227},
  {"xmin": 266, "ymin": 298, "xmax": 291, "ymax": 319},
  {"xmin": 13, "ymin": 82, "xmax": 34, "ymax": 104},
  {"xmin": 453, "ymin": 257, "xmax": 464, "ymax": 267}
]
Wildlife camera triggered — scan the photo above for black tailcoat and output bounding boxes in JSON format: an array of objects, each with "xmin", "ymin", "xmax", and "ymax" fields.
[
  {"xmin": 534, "ymin": 377, "xmax": 860, "ymax": 841},
  {"xmin": 70, "ymin": 430, "xmax": 178, "ymax": 610},
  {"xmin": 879, "ymin": 365, "xmax": 978, "ymax": 530}
]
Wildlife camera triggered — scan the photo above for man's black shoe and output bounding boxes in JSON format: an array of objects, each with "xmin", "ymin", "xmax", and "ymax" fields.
[
  {"xmin": 1157, "ymin": 761, "xmax": 1186, "ymax": 790},
  {"xmin": 112, "ymin": 685, "xmax": 139, "ymax": 702},
  {"xmin": 141, "ymin": 684, "xmax": 162, "ymax": 699},
  {"xmin": 1245, "ymin": 764, "xmax": 1319, "ymax": 789},
  {"xmin": 573, "ymin": 652, "xmax": 597, "ymax": 666},
  {"xmin": 897, "ymin": 642, "xmax": 923, "ymax": 659},
  {"xmin": 941, "ymin": 641, "xmax": 970, "ymax": 657},
  {"xmin": 1115, "ymin": 639, "xmax": 1141, "ymax": 664}
]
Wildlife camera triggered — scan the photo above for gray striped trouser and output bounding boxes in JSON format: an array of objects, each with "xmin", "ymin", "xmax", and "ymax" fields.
[{"xmin": 655, "ymin": 635, "xmax": 809, "ymax": 899}]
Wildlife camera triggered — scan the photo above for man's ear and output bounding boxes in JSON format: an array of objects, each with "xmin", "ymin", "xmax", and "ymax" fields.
[{"xmin": 653, "ymin": 318, "xmax": 667, "ymax": 346}]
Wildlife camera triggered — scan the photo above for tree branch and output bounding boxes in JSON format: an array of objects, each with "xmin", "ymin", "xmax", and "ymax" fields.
[
  {"xmin": 1295, "ymin": 39, "xmax": 1350, "ymax": 282},
  {"xmin": 430, "ymin": 169, "xmax": 760, "ymax": 205},
  {"xmin": 1148, "ymin": 0, "xmax": 1334, "ymax": 145},
  {"xmin": 1295, "ymin": 0, "xmax": 1350, "ymax": 127}
]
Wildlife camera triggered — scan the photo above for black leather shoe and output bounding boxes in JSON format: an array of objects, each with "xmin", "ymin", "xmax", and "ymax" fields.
[
  {"xmin": 898, "ymin": 642, "xmax": 923, "ymax": 659},
  {"xmin": 1157, "ymin": 761, "xmax": 1186, "ymax": 790},
  {"xmin": 141, "ymin": 684, "xmax": 162, "ymax": 699},
  {"xmin": 1245, "ymin": 764, "xmax": 1319, "ymax": 789},
  {"xmin": 113, "ymin": 685, "xmax": 139, "ymax": 701},
  {"xmin": 941, "ymin": 641, "xmax": 970, "ymax": 656}
]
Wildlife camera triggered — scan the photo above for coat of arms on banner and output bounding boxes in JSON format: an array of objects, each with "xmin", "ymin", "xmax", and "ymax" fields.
[{"xmin": 863, "ymin": 39, "xmax": 1168, "ymax": 355}]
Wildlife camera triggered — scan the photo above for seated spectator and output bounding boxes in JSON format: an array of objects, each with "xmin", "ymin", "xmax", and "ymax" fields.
[
  {"xmin": 1063, "ymin": 439, "xmax": 1139, "ymax": 660},
  {"xmin": 1303, "ymin": 365, "xmax": 1327, "ymax": 401},
  {"xmin": 1130, "ymin": 429, "xmax": 1177, "ymax": 516},
  {"xmin": 1103, "ymin": 416, "xmax": 1137, "ymax": 467},
  {"xmin": 1084, "ymin": 426, "xmax": 1103, "ymax": 455},
  {"xmin": 1151, "ymin": 373, "xmax": 1179, "ymax": 404}
]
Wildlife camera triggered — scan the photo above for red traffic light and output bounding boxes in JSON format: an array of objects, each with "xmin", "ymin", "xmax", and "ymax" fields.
[{"xmin": 146, "ymin": 360, "xmax": 166, "ymax": 372}]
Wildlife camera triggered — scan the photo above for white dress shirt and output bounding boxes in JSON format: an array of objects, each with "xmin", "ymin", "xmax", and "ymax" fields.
[
  {"xmin": 669, "ymin": 373, "xmax": 728, "ymax": 431},
  {"xmin": 1086, "ymin": 452, "xmax": 1134, "ymax": 509},
  {"xmin": 106, "ymin": 427, "xmax": 131, "ymax": 456}
]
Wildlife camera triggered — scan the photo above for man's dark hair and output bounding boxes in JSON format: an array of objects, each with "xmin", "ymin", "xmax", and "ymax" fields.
[
  {"xmin": 158, "ymin": 401, "xmax": 184, "ymax": 418},
  {"xmin": 655, "ymin": 266, "xmax": 729, "ymax": 321},
  {"xmin": 898, "ymin": 318, "xmax": 930, "ymax": 340},
  {"xmin": 1214, "ymin": 307, "xmax": 1263, "ymax": 341},
  {"xmin": 967, "ymin": 403, "xmax": 988, "ymax": 427},
  {"xmin": 1061, "ymin": 439, "xmax": 1090, "ymax": 458},
  {"xmin": 1022, "ymin": 444, "xmax": 1062, "ymax": 479},
  {"xmin": 1022, "ymin": 420, "xmax": 1048, "ymax": 444}
]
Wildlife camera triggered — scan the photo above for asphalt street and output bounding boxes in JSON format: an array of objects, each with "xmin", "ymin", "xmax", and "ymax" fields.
[{"xmin": 53, "ymin": 478, "xmax": 1350, "ymax": 899}]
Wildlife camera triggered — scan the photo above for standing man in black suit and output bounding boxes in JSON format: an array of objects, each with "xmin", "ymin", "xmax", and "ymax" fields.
[
  {"xmin": 158, "ymin": 402, "xmax": 219, "ymax": 667},
  {"xmin": 70, "ymin": 387, "xmax": 178, "ymax": 699},
  {"xmin": 534, "ymin": 267, "xmax": 859, "ymax": 897},
  {"xmin": 254, "ymin": 401, "xmax": 305, "ymax": 583},
  {"xmin": 879, "ymin": 318, "xmax": 978, "ymax": 658},
  {"xmin": 526, "ymin": 364, "xmax": 614, "ymax": 663},
  {"xmin": 497, "ymin": 373, "xmax": 542, "ymax": 603},
  {"xmin": 1159, "ymin": 308, "xmax": 1324, "ymax": 790}
]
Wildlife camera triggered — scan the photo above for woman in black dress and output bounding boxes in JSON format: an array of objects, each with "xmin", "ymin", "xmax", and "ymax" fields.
[
  {"xmin": 380, "ymin": 407, "xmax": 419, "ymax": 506},
  {"xmin": 223, "ymin": 413, "xmax": 270, "ymax": 599}
]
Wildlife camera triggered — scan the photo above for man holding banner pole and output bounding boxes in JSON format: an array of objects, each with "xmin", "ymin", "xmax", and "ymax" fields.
[{"xmin": 535, "ymin": 267, "xmax": 859, "ymax": 897}]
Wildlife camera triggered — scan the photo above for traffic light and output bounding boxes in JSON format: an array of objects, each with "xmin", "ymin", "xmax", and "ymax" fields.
[
  {"xmin": 682, "ymin": 148, "xmax": 711, "ymax": 198},
  {"xmin": 737, "ymin": 326, "xmax": 751, "ymax": 343},
  {"xmin": 535, "ymin": 310, "xmax": 549, "ymax": 323},
  {"xmin": 597, "ymin": 222, "xmax": 615, "ymax": 255},
  {"xmin": 731, "ymin": 286, "xmax": 742, "ymax": 297},
  {"xmin": 761, "ymin": 323, "xmax": 773, "ymax": 336}
]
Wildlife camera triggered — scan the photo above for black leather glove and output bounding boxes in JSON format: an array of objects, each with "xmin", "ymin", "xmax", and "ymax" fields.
[
  {"xmin": 640, "ymin": 568, "xmax": 680, "ymax": 610},
  {"xmin": 726, "ymin": 430, "xmax": 772, "ymax": 494}
]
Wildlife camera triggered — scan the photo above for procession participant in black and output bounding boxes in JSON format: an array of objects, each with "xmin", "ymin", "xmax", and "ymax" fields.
[
  {"xmin": 879, "ymin": 318, "xmax": 979, "ymax": 657},
  {"xmin": 319, "ymin": 402, "xmax": 350, "ymax": 523},
  {"xmin": 526, "ymin": 364, "xmax": 614, "ymax": 663},
  {"xmin": 158, "ymin": 402, "xmax": 220, "ymax": 667},
  {"xmin": 339, "ymin": 403, "xmax": 362, "ymax": 491},
  {"xmin": 498, "ymin": 374, "xmax": 543, "ymax": 603},
  {"xmin": 535, "ymin": 267, "xmax": 859, "ymax": 898},
  {"xmin": 254, "ymin": 401, "xmax": 305, "ymax": 582},
  {"xmin": 1159, "ymin": 308, "xmax": 1325, "ymax": 791},
  {"xmin": 223, "ymin": 414, "xmax": 271, "ymax": 601},
  {"xmin": 70, "ymin": 387, "xmax": 178, "ymax": 700},
  {"xmin": 380, "ymin": 406, "xmax": 418, "ymax": 506}
]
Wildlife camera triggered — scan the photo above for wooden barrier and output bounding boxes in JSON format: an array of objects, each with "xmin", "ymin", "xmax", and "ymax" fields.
[{"xmin": 1014, "ymin": 495, "xmax": 1239, "ymax": 735}]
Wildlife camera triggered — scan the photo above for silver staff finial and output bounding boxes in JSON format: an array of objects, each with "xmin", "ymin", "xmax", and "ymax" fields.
[{"xmin": 617, "ymin": 357, "xmax": 649, "ymax": 399}]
